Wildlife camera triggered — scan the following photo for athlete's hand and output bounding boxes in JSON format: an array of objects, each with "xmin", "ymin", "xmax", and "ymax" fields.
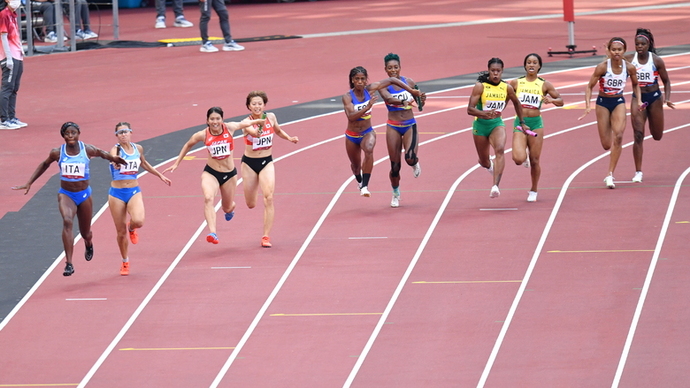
[
  {"xmin": 578, "ymin": 107, "xmax": 591, "ymax": 120},
  {"xmin": 484, "ymin": 109, "xmax": 498, "ymax": 119},
  {"xmin": 163, "ymin": 164, "xmax": 178, "ymax": 174},
  {"xmin": 543, "ymin": 95, "xmax": 554, "ymax": 105},
  {"xmin": 665, "ymin": 100, "xmax": 676, "ymax": 109},
  {"xmin": 289, "ymin": 136, "xmax": 299, "ymax": 144},
  {"xmin": 11, "ymin": 184, "xmax": 31, "ymax": 195},
  {"xmin": 160, "ymin": 175, "xmax": 172, "ymax": 186}
]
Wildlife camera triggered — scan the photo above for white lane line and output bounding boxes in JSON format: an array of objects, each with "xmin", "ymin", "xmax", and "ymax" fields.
[
  {"xmin": 611, "ymin": 167, "xmax": 690, "ymax": 386},
  {"xmin": 301, "ymin": 3, "xmax": 690, "ymax": 39},
  {"xmin": 476, "ymin": 121, "xmax": 690, "ymax": 388},
  {"xmin": 66, "ymin": 298, "xmax": 107, "ymax": 301}
]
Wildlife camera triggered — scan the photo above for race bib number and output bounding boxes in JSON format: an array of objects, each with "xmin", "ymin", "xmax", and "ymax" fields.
[
  {"xmin": 253, "ymin": 133, "xmax": 274, "ymax": 150},
  {"xmin": 485, "ymin": 100, "xmax": 506, "ymax": 112},
  {"xmin": 208, "ymin": 142, "xmax": 231, "ymax": 158},
  {"xmin": 61, "ymin": 163, "xmax": 86, "ymax": 179},
  {"xmin": 119, "ymin": 158, "xmax": 140, "ymax": 175},
  {"xmin": 518, "ymin": 92, "xmax": 542, "ymax": 109}
]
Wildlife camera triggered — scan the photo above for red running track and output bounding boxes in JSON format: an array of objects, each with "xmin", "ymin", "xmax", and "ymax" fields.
[{"xmin": 1, "ymin": 1, "xmax": 690, "ymax": 387}]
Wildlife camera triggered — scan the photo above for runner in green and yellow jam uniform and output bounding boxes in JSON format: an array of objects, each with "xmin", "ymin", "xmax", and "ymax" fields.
[
  {"xmin": 468, "ymin": 57, "xmax": 529, "ymax": 199},
  {"xmin": 510, "ymin": 53, "xmax": 563, "ymax": 202}
]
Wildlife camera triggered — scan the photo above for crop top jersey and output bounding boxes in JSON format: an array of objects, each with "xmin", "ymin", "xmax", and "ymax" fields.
[
  {"xmin": 598, "ymin": 59, "xmax": 627, "ymax": 95},
  {"xmin": 631, "ymin": 52, "xmax": 659, "ymax": 88},
  {"xmin": 244, "ymin": 114, "xmax": 275, "ymax": 151},
  {"xmin": 205, "ymin": 124, "xmax": 234, "ymax": 160},
  {"xmin": 110, "ymin": 142, "xmax": 141, "ymax": 181},
  {"xmin": 384, "ymin": 77, "xmax": 414, "ymax": 112},
  {"xmin": 59, "ymin": 141, "xmax": 90, "ymax": 182},
  {"xmin": 349, "ymin": 89, "xmax": 372, "ymax": 120},
  {"xmin": 515, "ymin": 76, "xmax": 545, "ymax": 109},
  {"xmin": 477, "ymin": 81, "xmax": 508, "ymax": 113}
]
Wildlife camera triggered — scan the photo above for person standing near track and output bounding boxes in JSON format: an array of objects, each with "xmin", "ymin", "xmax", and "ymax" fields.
[
  {"xmin": 580, "ymin": 37, "xmax": 641, "ymax": 189},
  {"xmin": 241, "ymin": 91, "xmax": 298, "ymax": 248},
  {"xmin": 378, "ymin": 53, "xmax": 426, "ymax": 208},
  {"xmin": 12, "ymin": 122, "xmax": 125, "ymax": 276},
  {"xmin": 342, "ymin": 66, "xmax": 422, "ymax": 197},
  {"xmin": 625, "ymin": 28, "xmax": 675, "ymax": 183},
  {"xmin": 468, "ymin": 57, "xmax": 529, "ymax": 198},
  {"xmin": 510, "ymin": 53, "xmax": 563, "ymax": 202},
  {"xmin": 164, "ymin": 107, "xmax": 262, "ymax": 245},
  {"xmin": 108, "ymin": 122, "xmax": 171, "ymax": 276}
]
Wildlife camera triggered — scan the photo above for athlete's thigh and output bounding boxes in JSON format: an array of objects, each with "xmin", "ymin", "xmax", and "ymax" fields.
[
  {"xmin": 108, "ymin": 195, "xmax": 129, "ymax": 227},
  {"xmin": 258, "ymin": 163, "xmax": 276, "ymax": 197},
  {"xmin": 386, "ymin": 128, "xmax": 403, "ymax": 163}
]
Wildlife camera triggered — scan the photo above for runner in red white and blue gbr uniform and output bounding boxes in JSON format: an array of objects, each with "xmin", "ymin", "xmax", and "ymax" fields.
[
  {"xmin": 624, "ymin": 28, "xmax": 675, "ymax": 183},
  {"xmin": 581, "ymin": 37, "xmax": 642, "ymax": 189}
]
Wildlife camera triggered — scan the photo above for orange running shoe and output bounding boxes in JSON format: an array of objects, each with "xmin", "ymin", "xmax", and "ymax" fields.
[
  {"xmin": 207, "ymin": 233, "xmax": 219, "ymax": 244},
  {"xmin": 120, "ymin": 262, "xmax": 129, "ymax": 276},
  {"xmin": 128, "ymin": 223, "xmax": 138, "ymax": 244},
  {"xmin": 261, "ymin": 235, "xmax": 272, "ymax": 248}
]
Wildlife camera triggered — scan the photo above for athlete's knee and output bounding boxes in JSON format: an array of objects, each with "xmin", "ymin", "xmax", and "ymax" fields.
[
  {"xmin": 633, "ymin": 129, "xmax": 645, "ymax": 144},
  {"xmin": 390, "ymin": 161, "xmax": 401, "ymax": 178},
  {"xmin": 130, "ymin": 218, "xmax": 144, "ymax": 230}
]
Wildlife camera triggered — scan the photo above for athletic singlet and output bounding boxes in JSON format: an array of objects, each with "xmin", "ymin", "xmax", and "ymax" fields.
[
  {"xmin": 349, "ymin": 89, "xmax": 372, "ymax": 120},
  {"xmin": 205, "ymin": 124, "xmax": 234, "ymax": 160},
  {"xmin": 384, "ymin": 76, "xmax": 413, "ymax": 112},
  {"xmin": 477, "ymin": 81, "xmax": 508, "ymax": 114},
  {"xmin": 244, "ymin": 114, "xmax": 274, "ymax": 151},
  {"xmin": 515, "ymin": 76, "xmax": 545, "ymax": 110},
  {"xmin": 59, "ymin": 141, "xmax": 90, "ymax": 182},
  {"xmin": 631, "ymin": 52, "xmax": 659, "ymax": 88},
  {"xmin": 598, "ymin": 59, "xmax": 627, "ymax": 95},
  {"xmin": 110, "ymin": 142, "xmax": 141, "ymax": 181}
]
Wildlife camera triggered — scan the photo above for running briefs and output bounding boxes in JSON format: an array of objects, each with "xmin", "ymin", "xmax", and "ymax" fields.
[
  {"xmin": 633, "ymin": 90, "xmax": 662, "ymax": 107},
  {"xmin": 345, "ymin": 127, "xmax": 374, "ymax": 145},
  {"xmin": 109, "ymin": 186, "xmax": 142, "ymax": 204},
  {"xmin": 203, "ymin": 165, "xmax": 238, "ymax": 186},
  {"xmin": 387, "ymin": 118, "xmax": 416, "ymax": 136},
  {"xmin": 513, "ymin": 116, "xmax": 544, "ymax": 132},
  {"xmin": 596, "ymin": 95, "xmax": 626, "ymax": 113},
  {"xmin": 58, "ymin": 186, "xmax": 92, "ymax": 206},
  {"xmin": 242, "ymin": 155, "xmax": 273, "ymax": 175},
  {"xmin": 472, "ymin": 117, "xmax": 504, "ymax": 137}
]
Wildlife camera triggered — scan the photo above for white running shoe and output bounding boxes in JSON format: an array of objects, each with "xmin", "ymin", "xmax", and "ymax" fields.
[
  {"xmin": 412, "ymin": 162, "xmax": 421, "ymax": 178},
  {"xmin": 604, "ymin": 175, "xmax": 615, "ymax": 189},
  {"xmin": 527, "ymin": 191, "xmax": 538, "ymax": 202},
  {"xmin": 490, "ymin": 185, "xmax": 500, "ymax": 198},
  {"xmin": 200, "ymin": 42, "xmax": 219, "ymax": 52},
  {"xmin": 632, "ymin": 171, "xmax": 643, "ymax": 183},
  {"xmin": 174, "ymin": 16, "xmax": 194, "ymax": 28},
  {"xmin": 390, "ymin": 194, "xmax": 400, "ymax": 208},
  {"xmin": 360, "ymin": 186, "xmax": 371, "ymax": 197},
  {"xmin": 155, "ymin": 16, "xmax": 166, "ymax": 28}
]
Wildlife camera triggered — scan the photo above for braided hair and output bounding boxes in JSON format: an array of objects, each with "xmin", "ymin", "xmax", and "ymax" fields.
[{"xmin": 349, "ymin": 66, "xmax": 368, "ymax": 89}]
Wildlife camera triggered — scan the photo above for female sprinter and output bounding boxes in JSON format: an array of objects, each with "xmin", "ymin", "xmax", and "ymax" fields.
[
  {"xmin": 580, "ymin": 37, "xmax": 641, "ymax": 189},
  {"xmin": 467, "ymin": 57, "xmax": 528, "ymax": 198},
  {"xmin": 242, "ymin": 91, "xmax": 299, "ymax": 248},
  {"xmin": 108, "ymin": 122, "xmax": 171, "ymax": 276},
  {"xmin": 13, "ymin": 122, "xmax": 125, "ymax": 276},
  {"xmin": 342, "ymin": 66, "xmax": 422, "ymax": 197},
  {"xmin": 625, "ymin": 28, "xmax": 675, "ymax": 182},
  {"xmin": 378, "ymin": 53, "xmax": 427, "ymax": 208},
  {"xmin": 164, "ymin": 107, "xmax": 263, "ymax": 244},
  {"xmin": 510, "ymin": 53, "xmax": 563, "ymax": 202}
]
